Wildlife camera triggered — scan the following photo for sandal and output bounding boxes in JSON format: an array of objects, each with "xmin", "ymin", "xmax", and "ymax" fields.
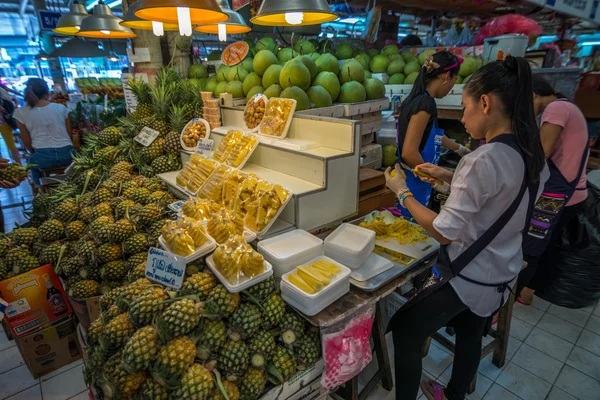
[
  {"xmin": 516, "ymin": 297, "xmax": 532, "ymax": 306},
  {"xmin": 420, "ymin": 379, "xmax": 447, "ymax": 400}
]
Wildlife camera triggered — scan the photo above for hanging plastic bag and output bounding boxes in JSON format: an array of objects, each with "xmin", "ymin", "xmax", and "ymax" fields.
[
  {"xmin": 364, "ymin": 2, "xmax": 381, "ymax": 43},
  {"xmin": 321, "ymin": 304, "xmax": 375, "ymax": 390},
  {"xmin": 456, "ymin": 25, "xmax": 474, "ymax": 47},
  {"xmin": 536, "ymin": 184, "xmax": 600, "ymax": 308},
  {"xmin": 442, "ymin": 24, "xmax": 459, "ymax": 46}
]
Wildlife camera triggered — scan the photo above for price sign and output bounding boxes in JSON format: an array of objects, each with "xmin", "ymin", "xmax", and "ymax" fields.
[
  {"xmin": 145, "ymin": 247, "xmax": 187, "ymax": 290},
  {"xmin": 195, "ymin": 138, "xmax": 214, "ymax": 156},
  {"xmin": 38, "ymin": 10, "xmax": 62, "ymax": 31},
  {"xmin": 168, "ymin": 200, "xmax": 184, "ymax": 213},
  {"xmin": 134, "ymin": 127, "xmax": 160, "ymax": 147},
  {"xmin": 221, "ymin": 41, "xmax": 250, "ymax": 66}
]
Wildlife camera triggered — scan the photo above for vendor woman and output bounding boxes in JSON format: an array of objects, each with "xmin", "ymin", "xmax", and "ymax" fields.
[
  {"xmin": 385, "ymin": 56, "xmax": 548, "ymax": 400},
  {"xmin": 396, "ymin": 51, "xmax": 468, "ymax": 215}
]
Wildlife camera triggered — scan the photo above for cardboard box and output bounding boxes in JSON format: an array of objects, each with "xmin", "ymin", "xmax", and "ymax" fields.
[
  {"xmin": 0, "ymin": 265, "xmax": 72, "ymax": 337},
  {"xmin": 15, "ymin": 315, "xmax": 82, "ymax": 378},
  {"xmin": 260, "ymin": 359, "xmax": 324, "ymax": 400},
  {"xmin": 67, "ymin": 294, "xmax": 101, "ymax": 330}
]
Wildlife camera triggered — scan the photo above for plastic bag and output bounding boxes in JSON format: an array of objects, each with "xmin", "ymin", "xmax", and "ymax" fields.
[
  {"xmin": 225, "ymin": 134, "xmax": 259, "ymax": 168},
  {"xmin": 181, "ymin": 197, "xmax": 220, "ymax": 221},
  {"xmin": 213, "ymin": 130, "xmax": 244, "ymax": 163},
  {"xmin": 442, "ymin": 24, "xmax": 459, "ymax": 46},
  {"xmin": 198, "ymin": 165, "xmax": 233, "ymax": 203},
  {"xmin": 244, "ymin": 181, "xmax": 290, "ymax": 233},
  {"xmin": 213, "ymin": 234, "xmax": 266, "ymax": 284},
  {"xmin": 456, "ymin": 25, "xmax": 473, "ymax": 47},
  {"xmin": 364, "ymin": 4, "xmax": 381, "ymax": 43},
  {"xmin": 244, "ymin": 94, "xmax": 266, "ymax": 130},
  {"xmin": 259, "ymin": 98, "xmax": 295, "ymax": 137},
  {"xmin": 207, "ymin": 208, "xmax": 244, "ymax": 244},
  {"xmin": 473, "ymin": 15, "xmax": 542, "ymax": 45},
  {"xmin": 535, "ymin": 184, "xmax": 600, "ymax": 308},
  {"xmin": 321, "ymin": 304, "xmax": 375, "ymax": 391},
  {"xmin": 177, "ymin": 154, "xmax": 218, "ymax": 193},
  {"xmin": 222, "ymin": 170, "xmax": 248, "ymax": 210}
]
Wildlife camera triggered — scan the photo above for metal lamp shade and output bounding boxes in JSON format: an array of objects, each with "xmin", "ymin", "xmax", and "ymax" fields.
[
  {"xmin": 134, "ymin": 0, "xmax": 228, "ymax": 25},
  {"xmin": 53, "ymin": 2, "xmax": 89, "ymax": 35},
  {"xmin": 77, "ymin": 3, "xmax": 136, "ymax": 38},
  {"xmin": 120, "ymin": 1, "xmax": 179, "ymax": 31},
  {"xmin": 250, "ymin": 0, "xmax": 337, "ymax": 26},
  {"xmin": 48, "ymin": 37, "xmax": 110, "ymax": 58},
  {"xmin": 194, "ymin": 0, "xmax": 250, "ymax": 34}
]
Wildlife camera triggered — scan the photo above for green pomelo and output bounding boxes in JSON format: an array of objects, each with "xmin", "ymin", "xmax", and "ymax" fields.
[
  {"xmin": 297, "ymin": 55, "xmax": 318, "ymax": 81},
  {"xmin": 188, "ymin": 78, "xmax": 204, "ymax": 90},
  {"xmin": 244, "ymin": 39, "xmax": 256, "ymax": 51},
  {"xmin": 253, "ymin": 50, "xmax": 278, "ymax": 77},
  {"xmin": 336, "ymin": 43, "xmax": 354, "ymax": 60},
  {"xmin": 312, "ymin": 71, "xmax": 340, "ymax": 101},
  {"xmin": 227, "ymin": 66, "xmax": 249, "ymax": 82},
  {"xmin": 388, "ymin": 54, "xmax": 403, "ymax": 62},
  {"xmin": 294, "ymin": 40, "xmax": 316, "ymax": 55},
  {"xmin": 338, "ymin": 81, "xmax": 367, "ymax": 103},
  {"xmin": 459, "ymin": 56, "xmax": 480, "ymax": 78},
  {"xmin": 404, "ymin": 61, "xmax": 420, "ymax": 76},
  {"xmin": 279, "ymin": 59, "xmax": 311, "ymax": 91},
  {"xmin": 381, "ymin": 44, "xmax": 399, "ymax": 56},
  {"xmin": 418, "ymin": 49, "xmax": 436, "ymax": 65},
  {"xmin": 364, "ymin": 71, "xmax": 372, "ymax": 79},
  {"xmin": 241, "ymin": 57, "xmax": 254, "ymax": 72},
  {"xmin": 307, "ymin": 85, "xmax": 332, "ymax": 108},
  {"xmin": 243, "ymin": 72, "xmax": 262, "ymax": 95},
  {"xmin": 463, "ymin": 74, "xmax": 473, "ymax": 84},
  {"xmin": 315, "ymin": 53, "xmax": 340, "ymax": 75},
  {"xmin": 256, "ymin": 37, "xmax": 278, "ymax": 55},
  {"xmin": 214, "ymin": 81, "xmax": 227, "ymax": 96},
  {"xmin": 338, "ymin": 59, "xmax": 365, "ymax": 84},
  {"xmin": 370, "ymin": 55, "xmax": 389, "ymax": 73},
  {"xmin": 262, "ymin": 64, "xmax": 283, "ymax": 89},
  {"xmin": 309, "ymin": 52, "xmax": 320, "ymax": 61},
  {"xmin": 383, "ymin": 144, "xmax": 398, "ymax": 167},
  {"xmin": 354, "ymin": 52, "xmax": 371, "ymax": 71},
  {"xmin": 387, "ymin": 59, "xmax": 406, "ymax": 76},
  {"xmin": 263, "ymin": 84, "xmax": 282, "ymax": 99},
  {"xmin": 362, "ymin": 78, "xmax": 385, "ymax": 100},
  {"xmin": 189, "ymin": 64, "xmax": 208, "ymax": 79},
  {"xmin": 278, "ymin": 48, "xmax": 298, "ymax": 63},
  {"xmin": 225, "ymin": 81, "xmax": 244, "ymax": 98},
  {"xmin": 455, "ymin": 76, "xmax": 463, "ymax": 84},
  {"xmin": 216, "ymin": 64, "xmax": 230, "ymax": 82},
  {"xmin": 205, "ymin": 78, "xmax": 217, "ymax": 93},
  {"xmin": 246, "ymin": 86, "xmax": 264, "ymax": 102},
  {"xmin": 367, "ymin": 48, "xmax": 379, "ymax": 58},
  {"xmin": 405, "ymin": 72, "xmax": 419, "ymax": 84},
  {"xmin": 281, "ymin": 86, "xmax": 309, "ymax": 111},
  {"xmin": 388, "ymin": 73, "xmax": 406, "ymax": 84}
]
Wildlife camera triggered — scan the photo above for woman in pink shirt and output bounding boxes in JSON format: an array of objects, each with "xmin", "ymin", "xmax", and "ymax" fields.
[{"xmin": 518, "ymin": 76, "xmax": 589, "ymax": 305}]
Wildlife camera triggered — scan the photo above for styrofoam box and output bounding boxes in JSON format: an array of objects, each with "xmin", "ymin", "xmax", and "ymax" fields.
[
  {"xmin": 206, "ymin": 254, "xmax": 273, "ymax": 292},
  {"xmin": 350, "ymin": 252, "xmax": 394, "ymax": 281},
  {"xmin": 158, "ymin": 235, "xmax": 217, "ymax": 263},
  {"xmin": 282, "ymin": 285, "xmax": 347, "ymax": 316},
  {"xmin": 258, "ymin": 229, "xmax": 323, "ymax": 275},
  {"xmin": 324, "ymin": 223, "xmax": 375, "ymax": 268},
  {"xmin": 360, "ymin": 143, "xmax": 382, "ymax": 170}
]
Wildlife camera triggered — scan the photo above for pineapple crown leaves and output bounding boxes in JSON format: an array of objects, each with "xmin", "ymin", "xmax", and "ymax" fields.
[
  {"xmin": 155, "ymin": 66, "xmax": 180, "ymax": 89},
  {"xmin": 212, "ymin": 369, "xmax": 232, "ymax": 400},
  {"xmin": 127, "ymin": 77, "xmax": 152, "ymax": 105},
  {"xmin": 266, "ymin": 363, "xmax": 286, "ymax": 386},
  {"xmin": 169, "ymin": 104, "xmax": 192, "ymax": 133},
  {"xmin": 150, "ymin": 83, "xmax": 175, "ymax": 121}
]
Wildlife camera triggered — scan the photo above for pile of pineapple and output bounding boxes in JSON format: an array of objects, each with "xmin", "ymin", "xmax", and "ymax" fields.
[{"xmin": 85, "ymin": 274, "xmax": 322, "ymax": 399}]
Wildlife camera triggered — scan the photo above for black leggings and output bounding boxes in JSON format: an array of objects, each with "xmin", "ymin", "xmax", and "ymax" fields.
[{"xmin": 391, "ymin": 283, "xmax": 488, "ymax": 400}]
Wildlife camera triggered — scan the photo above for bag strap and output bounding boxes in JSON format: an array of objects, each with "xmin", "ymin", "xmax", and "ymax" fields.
[{"xmin": 571, "ymin": 146, "xmax": 589, "ymax": 189}]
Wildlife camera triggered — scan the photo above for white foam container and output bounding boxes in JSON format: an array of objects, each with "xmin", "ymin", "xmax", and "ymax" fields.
[
  {"xmin": 206, "ymin": 254, "xmax": 273, "ymax": 292},
  {"xmin": 180, "ymin": 118, "xmax": 211, "ymax": 151},
  {"xmin": 324, "ymin": 223, "xmax": 375, "ymax": 269},
  {"xmin": 158, "ymin": 234, "xmax": 217, "ymax": 263},
  {"xmin": 257, "ymin": 97, "xmax": 296, "ymax": 140},
  {"xmin": 350, "ymin": 252, "xmax": 394, "ymax": 281},
  {"xmin": 243, "ymin": 94, "xmax": 267, "ymax": 133},
  {"xmin": 257, "ymin": 229, "xmax": 323, "ymax": 278}
]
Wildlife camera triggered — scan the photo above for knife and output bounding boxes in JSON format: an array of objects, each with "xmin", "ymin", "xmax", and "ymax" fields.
[{"xmin": 401, "ymin": 163, "xmax": 444, "ymax": 186}]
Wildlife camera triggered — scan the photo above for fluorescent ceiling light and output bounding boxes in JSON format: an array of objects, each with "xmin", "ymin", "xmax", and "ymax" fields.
[
  {"xmin": 86, "ymin": 0, "xmax": 99, "ymax": 10},
  {"xmin": 582, "ymin": 42, "xmax": 600, "ymax": 46},
  {"xmin": 107, "ymin": 0, "xmax": 122, "ymax": 7},
  {"xmin": 87, "ymin": 0, "xmax": 121, "ymax": 10}
]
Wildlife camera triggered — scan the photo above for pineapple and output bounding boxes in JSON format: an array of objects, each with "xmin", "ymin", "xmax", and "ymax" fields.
[
  {"xmin": 99, "ymin": 312, "xmax": 135, "ymax": 354},
  {"xmin": 101, "ymin": 304, "xmax": 122, "ymax": 324},
  {"xmin": 150, "ymin": 84, "xmax": 174, "ymax": 136},
  {"xmin": 156, "ymin": 298, "xmax": 200, "ymax": 341},
  {"xmin": 65, "ymin": 220, "xmax": 86, "ymax": 240},
  {"xmin": 164, "ymin": 130, "xmax": 181, "ymax": 154},
  {"xmin": 115, "ymin": 199, "xmax": 136, "ymax": 219},
  {"xmin": 164, "ymin": 104, "xmax": 190, "ymax": 154},
  {"xmin": 130, "ymin": 187, "xmax": 151, "ymax": 204},
  {"xmin": 90, "ymin": 203, "xmax": 113, "ymax": 221},
  {"xmin": 244, "ymin": 276, "xmax": 275, "ymax": 302},
  {"xmin": 100, "ymin": 285, "xmax": 127, "ymax": 312},
  {"xmin": 100, "ymin": 260, "xmax": 127, "ymax": 280},
  {"xmin": 38, "ymin": 242, "xmax": 61, "ymax": 267},
  {"xmin": 268, "ymin": 347, "xmax": 297, "ymax": 384},
  {"xmin": 77, "ymin": 239, "xmax": 97, "ymax": 262},
  {"xmin": 128, "ymin": 286, "xmax": 168, "ymax": 327},
  {"xmin": 126, "ymin": 252, "xmax": 148, "ymax": 270},
  {"xmin": 109, "ymin": 161, "xmax": 132, "ymax": 176},
  {"xmin": 38, "ymin": 219, "xmax": 64, "ymax": 241},
  {"xmin": 140, "ymin": 138, "xmax": 166, "ymax": 164},
  {"xmin": 218, "ymin": 340, "xmax": 249, "ymax": 379},
  {"xmin": 6, "ymin": 245, "xmax": 30, "ymax": 269},
  {"xmin": 209, "ymin": 380, "xmax": 239, "ymax": 400},
  {"xmin": 205, "ymin": 284, "xmax": 240, "ymax": 318},
  {"xmin": 90, "ymin": 215, "xmax": 114, "ymax": 239},
  {"xmin": 115, "ymin": 278, "xmax": 152, "ymax": 311},
  {"xmin": 262, "ymin": 294, "xmax": 285, "ymax": 329},
  {"xmin": 179, "ymin": 272, "xmax": 217, "ymax": 299},
  {"xmin": 295, "ymin": 331, "xmax": 321, "ymax": 371},
  {"xmin": 0, "ymin": 260, "xmax": 7, "ymax": 281},
  {"xmin": 196, "ymin": 319, "xmax": 227, "ymax": 360},
  {"xmin": 102, "ymin": 364, "xmax": 145, "ymax": 399},
  {"xmin": 13, "ymin": 254, "xmax": 39, "ymax": 274},
  {"xmin": 95, "ymin": 243, "xmax": 123, "ymax": 263},
  {"xmin": 12, "ymin": 227, "xmax": 40, "ymax": 246},
  {"xmin": 60, "ymin": 256, "xmax": 83, "ymax": 279},
  {"xmin": 239, "ymin": 367, "xmax": 266, "ymax": 400},
  {"xmin": 127, "ymin": 263, "xmax": 147, "ymax": 282},
  {"xmin": 128, "ymin": 77, "xmax": 154, "ymax": 120},
  {"xmin": 172, "ymin": 364, "xmax": 214, "ymax": 400},
  {"xmin": 231, "ymin": 303, "xmax": 262, "ymax": 338},
  {"xmin": 79, "ymin": 206, "xmax": 93, "ymax": 223},
  {"xmin": 122, "ymin": 326, "xmax": 162, "ymax": 373},
  {"xmin": 151, "ymin": 153, "xmax": 180, "ymax": 175},
  {"xmin": 99, "ymin": 126, "xmax": 121, "ymax": 146},
  {"xmin": 87, "ymin": 318, "xmax": 105, "ymax": 346},
  {"xmin": 136, "ymin": 204, "xmax": 162, "ymax": 226},
  {"xmin": 0, "ymin": 237, "xmax": 14, "ymax": 257},
  {"xmin": 51, "ymin": 199, "xmax": 79, "ymax": 223},
  {"xmin": 110, "ymin": 218, "xmax": 135, "ymax": 243},
  {"xmin": 248, "ymin": 330, "xmax": 276, "ymax": 368},
  {"xmin": 151, "ymin": 335, "xmax": 197, "ymax": 387},
  {"xmin": 94, "ymin": 145, "xmax": 119, "ymax": 164},
  {"xmin": 280, "ymin": 311, "xmax": 306, "ymax": 346},
  {"xmin": 92, "ymin": 187, "xmax": 113, "ymax": 205},
  {"xmin": 138, "ymin": 378, "xmax": 170, "ymax": 400},
  {"xmin": 68, "ymin": 279, "xmax": 99, "ymax": 298},
  {"xmin": 79, "ymin": 264, "xmax": 101, "ymax": 281}
]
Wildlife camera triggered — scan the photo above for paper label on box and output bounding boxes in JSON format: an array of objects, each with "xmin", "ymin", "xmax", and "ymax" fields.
[
  {"xmin": 134, "ymin": 127, "xmax": 160, "ymax": 147},
  {"xmin": 6, "ymin": 298, "xmax": 32, "ymax": 317},
  {"xmin": 168, "ymin": 200, "xmax": 184, "ymax": 213},
  {"xmin": 145, "ymin": 247, "xmax": 186, "ymax": 290},
  {"xmin": 195, "ymin": 138, "xmax": 214, "ymax": 156}
]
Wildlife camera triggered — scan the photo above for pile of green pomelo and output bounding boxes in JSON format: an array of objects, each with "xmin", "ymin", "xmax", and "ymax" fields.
[{"xmin": 186, "ymin": 39, "xmax": 483, "ymax": 111}]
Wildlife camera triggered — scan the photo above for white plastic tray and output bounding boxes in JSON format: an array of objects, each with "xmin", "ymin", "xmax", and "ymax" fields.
[
  {"xmin": 324, "ymin": 223, "xmax": 375, "ymax": 257},
  {"xmin": 280, "ymin": 256, "xmax": 351, "ymax": 300},
  {"xmin": 281, "ymin": 272, "xmax": 349, "ymax": 316},
  {"xmin": 350, "ymin": 252, "xmax": 394, "ymax": 282},
  {"xmin": 206, "ymin": 254, "xmax": 273, "ymax": 292},
  {"xmin": 243, "ymin": 94, "xmax": 267, "ymax": 133},
  {"xmin": 257, "ymin": 97, "xmax": 296, "ymax": 141},
  {"xmin": 282, "ymin": 290, "xmax": 344, "ymax": 316},
  {"xmin": 180, "ymin": 118, "xmax": 211, "ymax": 152},
  {"xmin": 158, "ymin": 234, "xmax": 217, "ymax": 263},
  {"xmin": 258, "ymin": 229, "xmax": 323, "ymax": 265}
]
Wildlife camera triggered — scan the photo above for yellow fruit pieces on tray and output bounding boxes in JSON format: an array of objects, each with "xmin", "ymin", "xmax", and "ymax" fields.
[
  {"xmin": 161, "ymin": 217, "xmax": 210, "ymax": 256},
  {"xmin": 259, "ymin": 98, "xmax": 295, "ymax": 137},
  {"xmin": 176, "ymin": 154, "xmax": 219, "ymax": 194},
  {"xmin": 359, "ymin": 211, "xmax": 428, "ymax": 245},
  {"xmin": 197, "ymin": 165, "xmax": 233, "ymax": 203},
  {"xmin": 243, "ymin": 181, "xmax": 290, "ymax": 233},
  {"xmin": 181, "ymin": 197, "xmax": 220, "ymax": 222},
  {"xmin": 287, "ymin": 259, "xmax": 342, "ymax": 295},
  {"xmin": 213, "ymin": 130, "xmax": 258, "ymax": 168},
  {"xmin": 207, "ymin": 208, "xmax": 244, "ymax": 244},
  {"xmin": 213, "ymin": 235, "xmax": 265, "ymax": 284}
]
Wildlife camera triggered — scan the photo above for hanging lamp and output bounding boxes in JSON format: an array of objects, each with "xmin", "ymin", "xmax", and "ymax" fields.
[
  {"xmin": 77, "ymin": 0, "xmax": 136, "ymax": 38},
  {"xmin": 134, "ymin": 0, "xmax": 227, "ymax": 37},
  {"xmin": 35, "ymin": 50, "xmax": 51, "ymax": 61},
  {"xmin": 250, "ymin": 0, "xmax": 337, "ymax": 27},
  {"xmin": 53, "ymin": 0, "xmax": 89, "ymax": 35},
  {"xmin": 194, "ymin": 0, "xmax": 250, "ymax": 39},
  {"xmin": 120, "ymin": 1, "xmax": 179, "ymax": 36}
]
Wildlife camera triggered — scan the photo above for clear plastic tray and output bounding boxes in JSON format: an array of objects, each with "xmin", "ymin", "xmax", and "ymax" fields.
[
  {"xmin": 180, "ymin": 118, "xmax": 211, "ymax": 152},
  {"xmin": 350, "ymin": 252, "xmax": 394, "ymax": 282},
  {"xmin": 257, "ymin": 97, "xmax": 296, "ymax": 140},
  {"xmin": 223, "ymin": 134, "xmax": 259, "ymax": 169},
  {"xmin": 158, "ymin": 234, "xmax": 217, "ymax": 263},
  {"xmin": 243, "ymin": 94, "xmax": 267, "ymax": 133},
  {"xmin": 280, "ymin": 256, "xmax": 351, "ymax": 300},
  {"xmin": 206, "ymin": 254, "xmax": 273, "ymax": 292}
]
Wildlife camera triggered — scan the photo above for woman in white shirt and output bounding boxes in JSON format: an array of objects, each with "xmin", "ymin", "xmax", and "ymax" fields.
[
  {"xmin": 385, "ymin": 56, "xmax": 548, "ymax": 400},
  {"xmin": 14, "ymin": 78, "xmax": 74, "ymax": 186}
]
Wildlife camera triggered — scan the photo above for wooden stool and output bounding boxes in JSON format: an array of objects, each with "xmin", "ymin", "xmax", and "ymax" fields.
[{"xmin": 423, "ymin": 292, "xmax": 516, "ymax": 394}]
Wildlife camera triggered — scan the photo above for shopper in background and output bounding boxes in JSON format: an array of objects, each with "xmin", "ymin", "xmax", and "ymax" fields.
[
  {"xmin": 517, "ymin": 76, "xmax": 589, "ymax": 306},
  {"xmin": 14, "ymin": 78, "xmax": 74, "ymax": 186},
  {"xmin": 396, "ymin": 50, "xmax": 468, "ymax": 216},
  {"xmin": 385, "ymin": 56, "xmax": 548, "ymax": 400},
  {"xmin": 0, "ymin": 157, "xmax": 26, "ymax": 233}
]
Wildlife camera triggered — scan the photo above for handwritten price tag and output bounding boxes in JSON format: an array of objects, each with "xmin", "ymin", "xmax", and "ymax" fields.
[
  {"xmin": 134, "ymin": 127, "xmax": 160, "ymax": 147},
  {"xmin": 168, "ymin": 200, "xmax": 184, "ymax": 213},
  {"xmin": 145, "ymin": 248, "xmax": 187, "ymax": 290},
  {"xmin": 195, "ymin": 138, "xmax": 214, "ymax": 156}
]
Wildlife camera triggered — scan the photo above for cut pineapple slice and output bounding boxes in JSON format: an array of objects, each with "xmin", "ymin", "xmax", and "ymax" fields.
[
  {"xmin": 296, "ymin": 268, "xmax": 325, "ymax": 293},
  {"xmin": 288, "ymin": 273, "xmax": 316, "ymax": 294},
  {"xmin": 298, "ymin": 265, "xmax": 331, "ymax": 286}
]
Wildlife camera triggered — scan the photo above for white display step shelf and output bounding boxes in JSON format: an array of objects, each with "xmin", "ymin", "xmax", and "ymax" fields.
[{"xmin": 229, "ymin": 98, "xmax": 389, "ymax": 118}]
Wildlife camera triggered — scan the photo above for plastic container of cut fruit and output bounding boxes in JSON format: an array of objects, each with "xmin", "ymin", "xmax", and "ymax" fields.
[
  {"xmin": 158, "ymin": 234, "xmax": 217, "ymax": 263},
  {"xmin": 243, "ymin": 94, "xmax": 268, "ymax": 133},
  {"xmin": 257, "ymin": 97, "xmax": 296, "ymax": 140},
  {"xmin": 206, "ymin": 253, "xmax": 273, "ymax": 292},
  {"xmin": 180, "ymin": 118, "xmax": 211, "ymax": 151},
  {"xmin": 258, "ymin": 229, "xmax": 323, "ymax": 278},
  {"xmin": 245, "ymin": 186, "xmax": 293, "ymax": 237},
  {"xmin": 324, "ymin": 223, "xmax": 375, "ymax": 269},
  {"xmin": 223, "ymin": 133, "xmax": 260, "ymax": 169}
]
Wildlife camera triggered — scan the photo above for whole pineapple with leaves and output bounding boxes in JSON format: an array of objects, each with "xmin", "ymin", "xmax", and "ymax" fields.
[
  {"xmin": 68, "ymin": 279, "xmax": 100, "ymax": 298},
  {"xmin": 123, "ymin": 233, "xmax": 149, "ymax": 256},
  {"xmin": 99, "ymin": 126, "xmax": 121, "ymax": 146},
  {"xmin": 65, "ymin": 220, "xmax": 86, "ymax": 240},
  {"xmin": 140, "ymin": 138, "xmax": 166, "ymax": 163},
  {"xmin": 151, "ymin": 153, "xmax": 180, "ymax": 175},
  {"xmin": 128, "ymin": 286, "xmax": 168, "ymax": 327},
  {"xmin": 38, "ymin": 219, "xmax": 64, "ymax": 241},
  {"xmin": 151, "ymin": 335, "xmax": 197, "ymax": 387},
  {"xmin": 269, "ymin": 346, "xmax": 297, "ymax": 384},
  {"xmin": 218, "ymin": 339, "xmax": 249, "ymax": 379},
  {"xmin": 95, "ymin": 243, "xmax": 122, "ymax": 263},
  {"xmin": 138, "ymin": 378, "xmax": 170, "ymax": 400},
  {"xmin": 128, "ymin": 77, "xmax": 154, "ymax": 121},
  {"xmin": 295, "ymin": 331, "xmax": 322, "ymax": 371},
  {"xmin": 205, "ymin": 284, "xmax": 240, "ymax": 317},
  {"xmin": 248, "ymin": 330, "xmax": 277, "ymax": 368},
  {"xmin": 179, "ymin": 271, "xmax": 216, "ymax": 299},
  {"xmin": 149, "ymin": 84, "xmax": 174, "ymax": 136},
  {"xmin": 231, "ymin": 303, "xmax": 262, "ymax": 339},
  {"xmin": 11, "ymin": 227, "xmax": 40, "ymax": 246},
  {"xmin": 100, "ymin": 260, "xmax": 127, "ymax": 280},
  {"xmin": 156, "ymin": 298, "xmax": 200, "ymax": 341},
  {"xmin": 262, "ymin": 293, "xmax": 286, "ymax": 330},
  {"xmin": 196, "ymin": 319, "xmax": 227, "ymax": 360},
  {"xmin": 38, "ymin": 241, "xmax": 62, "ymax": 266},
  {"xmin": 164, "ymin": 104, "xmax": 190, "ymax": 154},
  {"xmin": 99, "ymin": 312, "xmax": 135, "ymax": 355}
]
